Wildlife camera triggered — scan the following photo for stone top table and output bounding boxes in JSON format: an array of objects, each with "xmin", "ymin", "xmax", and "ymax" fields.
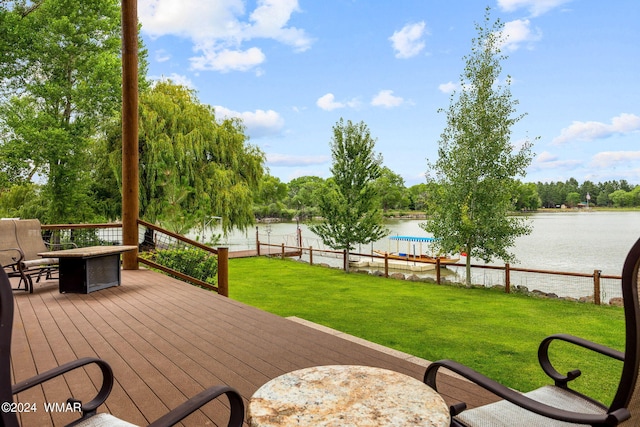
[{"xmin": 248, "ymin": 365, "xmax": 450, "ymax": 427}]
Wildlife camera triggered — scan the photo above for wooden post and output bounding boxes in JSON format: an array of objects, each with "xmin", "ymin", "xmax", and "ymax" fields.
[
  {"xmin": 343, "ymin": 249, "xmax": 347, "ymax": 271},
  {"xmin": 384, "ymin": 253, "xmax": 389, "ymax": 278},
  {"xmin": 505, "ymin": 263, "xmax": 511, "ymax": 293},
  {"xmin": 436, "ymin": 258, "xmax": 441, "ymax": 284},
  {"xmin": 594, "ymin": 269, "xmax": 601, "ymax": 305},
  {"xmin": 281, "ymin": 243, "xmax": 285, "ymax": 259},
  {"xmin": 255, "ymin": 226, "xmax": 259, "ymax": 254},
  {"xmin": 217, "ymin": 247, "xmax": 229, "ymax": 297},
  {"xmin": 309, "ymin": 246, "xmax": 313, "ymax": 265},
  {"xmin": 121, "ymin": 0, "xmax": 139, "ymax": 270}
]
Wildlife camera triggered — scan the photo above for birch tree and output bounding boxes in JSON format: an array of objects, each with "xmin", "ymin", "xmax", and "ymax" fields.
[{"xmin": 422, "ymin": 8, "xmax": 534, "ymax": 285}]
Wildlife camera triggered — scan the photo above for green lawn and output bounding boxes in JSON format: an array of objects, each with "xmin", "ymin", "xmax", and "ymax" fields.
[{"xmin": 229, "ymin": 257, "xmax": 625, "ymax": 405}]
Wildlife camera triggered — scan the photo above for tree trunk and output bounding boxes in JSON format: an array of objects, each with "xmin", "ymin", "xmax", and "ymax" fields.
[
  {"xmin": 345, "ymin": 249, "xmax": 350, "ymax": 273},
  {"xmin": 465, "ymin": 244, "xmax": 472, "ymax": 287}
]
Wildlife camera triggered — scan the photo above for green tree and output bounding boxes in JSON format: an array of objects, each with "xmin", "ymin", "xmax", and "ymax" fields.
[
  {"xmin": 0, "ymin": 183, "xmax": 47, "ymax": 219},
  {"xmin": 286, "ymin": 176, "xmax": 326, "ymax": 220},
  {"xmin": 254, "ymin": 174, "xmax": 289, "ymax": 219},
  {"xmin": 579, "ymin": 180, "xmax": 598, "ymax": 205},
  {"xmin": 310, "ymin": 119, "xmax": 388, "ymax": 271},
  {"xmin": 514, "ymin": 182, "xmax": 540, "ymax": 211},
  {"xmin": 106, "ymin": 81, "xmax": 265, "ymax": 234},
  {"xmin": 609, "ymin": 189, "xmax": 633, "ymax": 208},
  {"xmin": 0, "ymin": 0, "xmax": 123, "ymax": 223},
  {"xmin": 422, "ymin": 8, "xmax": 534, "ymax": 285},
  {"xmin": 596, "ymin": 191, "xmax": 610, "ymax": 207},
  {"xmin": 373, "ymin": 166, "xmax": 409, "ymax": 212},
  {"xmin": 566, "ymin": 191, "xmax": 581, "ymax": 207},
  {"xmin": 407, "ymin": 183, "xmax": 430, "ymax": 211},
  {"xmin": 632, "ymin": 186, "xmax": 640, "ymax": 207}
]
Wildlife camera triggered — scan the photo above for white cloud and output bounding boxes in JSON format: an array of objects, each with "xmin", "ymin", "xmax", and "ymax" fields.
[
  {"xmin": 153, "ymin": 73, "xmax": 195, "ymax": 88},
  {"xmin": 316, "ymin": 93, "xmax": 344, "ymax": 111},
  {"xmin": 389, "ymin": 22, "xmax": 427, "ymax": 59},
  {"xmin": 499, "ymin": 19, "xmax": 542, "ymax": 51},
  {"xmin": 214, "ymin": 105, "xmax": 285, "ymax": 138},
  {"xmin": 371, "ymin": 90, "xmax": 404, "ymax": 108},
  {"xmin": 266, "ymin": 153, "xmax": 330, "ymax": 166},
  {"xmin": 190, "ymin": 46, "xmax": 266, "ymax": 73},
  {"xmin": 316, "ymin": 93, "xmax": 359, "ymax": 111},
  {"xmin": 154, "ymin": 49, "xmax": 171, "ymax": 62},
  {"xmin": 536, "ymin": 151, "xmax": 558, "ymax": 163},
  {"xmin": 529, "ymin": 151, "xmax": 581, "ymax": 172},
  {"xmin": 590, "ymin": 151, "xmax": 640, "ymax": 168},
  {"xmin": 247, "ymin": 0, "xmax": 312, "ymax": 53},
  {"xmin": 438, "ymin": 81, "xmax": 458, "ymax": 94},
  {"xmin": 553, "ymin": 113, "xmax": 640, "ymax": 144},
  {"xmin": 139, "ymin": 0, "xmax": 313, "ymax": 73},
  {"xmin": 497, "ymin": 0, "xmax": 572, "ymax": 17}
]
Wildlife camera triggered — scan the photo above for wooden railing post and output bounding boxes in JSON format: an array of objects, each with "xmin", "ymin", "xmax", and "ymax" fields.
[
  {"xmin": 343, "ymin": 249, "xmax": 347, "ymax": 271},
  {"xmin": 281, "ymin": 243, "xmax": 285, "ymax": 259},
  {"xmin": 309, "ymin": 246, "xmax": 313, "ymax": 265},
  {"xmin": 384, "ymin": 253, "xmax": 389, "ymax": 278},
  {"xmin": 505, "ymin": 263, "xmax": 511, "ymax": 293},
  {"xmin": 436, "ymin": 258, "xmax": 441, "ymax": 284},
  {"xmin": 217, "ymin": 247, "xmax": 229, "ymax": 297},
  {"xmin": 257, "ymin": 240, "xmax": 261, "ymax": 256},
  {"xmin": 594, "ymin": 269, "xmax": 601, "ymax": 305}
]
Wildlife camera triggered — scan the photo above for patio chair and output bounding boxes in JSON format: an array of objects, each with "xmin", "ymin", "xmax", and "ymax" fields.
[
  {"xmin": 0, "ymin": 269, "xmax": 245, "ymax": 427},
  {"xmin": 0, "ymin": 220, "xmax": 29, "ymax": 292},
  {"xmin": 13, "ymin": 219, "xmax": 64, "ymax": 292},
  {"xmin": 424, "ymin": 236, "xmax": 640, "ymax": 426}
]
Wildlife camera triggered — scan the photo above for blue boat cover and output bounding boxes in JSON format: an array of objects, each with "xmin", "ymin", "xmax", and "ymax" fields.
[{"xmin": 388, "ymin": 236, "xmax": 436, "ymax": 242}]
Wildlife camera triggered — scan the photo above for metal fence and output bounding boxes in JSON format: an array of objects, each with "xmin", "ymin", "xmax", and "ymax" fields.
[{"xmin": 41, "ymin": 222, "xmax": 229, "ymax": 296}]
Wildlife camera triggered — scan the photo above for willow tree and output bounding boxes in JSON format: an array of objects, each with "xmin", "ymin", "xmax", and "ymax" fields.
[
  {"xmin": 310, "ymin": 119, "xmax": 388, "ymax": 271},
  {"xmin": 422, "ymin": 8, "xmax": 534, "ymax": 286},
  {"xmin": 107, "ymin": 81, "xmax": 264, "ymax": 234}
]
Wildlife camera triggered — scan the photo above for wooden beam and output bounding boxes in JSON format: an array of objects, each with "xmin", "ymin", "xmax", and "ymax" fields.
[{"xmin": 121, "ymin": 0, "xmax": 139, "ymax": 269}]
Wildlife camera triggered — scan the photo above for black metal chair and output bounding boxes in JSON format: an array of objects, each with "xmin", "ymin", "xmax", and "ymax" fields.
[
  {"xmin": 424, "ymin": 236, "xmax": 640, "ymax": 426},
  {"xmin": 0, "ymin": 268, "xmax": 244, "ymax": 427}
]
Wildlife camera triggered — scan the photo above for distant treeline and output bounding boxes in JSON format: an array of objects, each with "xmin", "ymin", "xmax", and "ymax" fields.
[
  {"xmin": 253, "ymin": 172, "xmax": 640, "ymax": 220},
  {"xmin": 535, "ymin": 178, "xmax": 639, "ymax": 209}
]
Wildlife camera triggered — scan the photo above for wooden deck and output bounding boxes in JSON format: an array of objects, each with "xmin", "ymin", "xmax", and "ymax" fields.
[{"xmin": 10, "ymin": 269, "xmax": 498, "ymax": 426}]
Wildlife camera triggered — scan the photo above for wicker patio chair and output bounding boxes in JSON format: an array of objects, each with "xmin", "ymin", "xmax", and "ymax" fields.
[
  {"xmin": 424, "ymin": 236, "xmax": 640, "ymax": 427},
  {"xmin": 0, "ymin": 268, "xmax": 245, "ymax": 427}
]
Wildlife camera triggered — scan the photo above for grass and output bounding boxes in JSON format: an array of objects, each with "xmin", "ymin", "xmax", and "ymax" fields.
[{"xmin": 229, "ymin": 257, "xmax": 625, "ymax": 405}]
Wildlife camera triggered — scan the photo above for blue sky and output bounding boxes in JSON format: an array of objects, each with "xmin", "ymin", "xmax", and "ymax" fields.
[{"xmin": 138, "ymin": 0, "xmax": 640, "ymax": 186}]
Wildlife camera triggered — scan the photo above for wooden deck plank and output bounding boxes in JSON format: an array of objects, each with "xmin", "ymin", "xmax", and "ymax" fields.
[{"xmin": 9, "ymin": 269, "xmax": 498, "ymax": 426}]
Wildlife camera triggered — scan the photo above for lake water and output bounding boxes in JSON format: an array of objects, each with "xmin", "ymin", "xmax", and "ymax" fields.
[{"xmin": 213, "ymin": 211, "xmax": 640, "ymax": 276}]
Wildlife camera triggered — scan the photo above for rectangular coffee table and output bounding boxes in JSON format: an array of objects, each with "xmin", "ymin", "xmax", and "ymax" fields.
[{"xmin": 39, "ymin": 245, "xmax": 137, "ymax": 294}]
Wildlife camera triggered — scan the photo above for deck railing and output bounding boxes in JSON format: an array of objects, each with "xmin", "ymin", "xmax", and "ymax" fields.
[
  {"xmin": 41, "ymin": 221, "xmax": 229, "ymax": 296},
  {"xmin": 257, "ymin": 240, "xmax": 623, "ymax": 305}
]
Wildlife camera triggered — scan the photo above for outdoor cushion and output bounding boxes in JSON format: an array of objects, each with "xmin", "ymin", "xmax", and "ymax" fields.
[{"xmin": 456, "ymin": 385, "xmax": 607, "ymax": 427}]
